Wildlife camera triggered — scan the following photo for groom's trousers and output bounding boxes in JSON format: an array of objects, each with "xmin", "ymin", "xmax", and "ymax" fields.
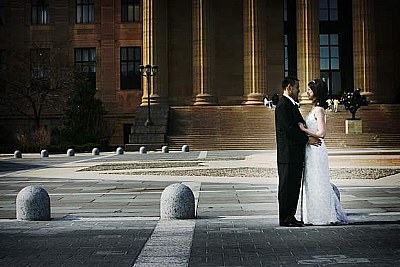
[{"xmin": 278, "ymin": 162, "xmax": 303, "ymax": 222}]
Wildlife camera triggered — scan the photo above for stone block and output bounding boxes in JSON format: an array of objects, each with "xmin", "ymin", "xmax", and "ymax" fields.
[
  {"xmin": 182, "ymin": 145, "xmax": 189, "ymax": 152},
  {"xmin": 14, "ymin": 150, "xmax": 22, "ymax": 158},
  {"xmin": 132, "ymin": 125, "xmax": 167, "ymax": 134},
  {"xmin": 127, "ymin": 105, "xmax": 169, "ymax": 152},
  {"xmin": 140, "ymin": 146, "xmax": 147, "ymax": 154},
  {"xmin": 345, "ymin": 119, "xmax": 362, "ymax": 134},
  {"xmin": 116, "ymin": 147, "xmax": 124, "ymax": 155},
  {"xmin": 160, "ymin": 183, "xmax": 195, "ymax": 219},
  {"xmin": 40, "ymin": 149, "xmax": 49, "ymax": 157},
  {"xmin": 92, "ymin": 147, "xmax": 100, "ymax": 155},
  {"xmin": 129, "ymin": 133, "xmax": 165, "ymax": 144},
  {"xmin": 16, "ymin": 186, "xmax": 50, "ymax": 221},
  {"xmin": 67, "ymin": 148, "xmax": 75, "ymax": 156}
]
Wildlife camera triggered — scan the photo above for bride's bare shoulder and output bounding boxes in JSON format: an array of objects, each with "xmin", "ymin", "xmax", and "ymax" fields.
[
  {"xmin": 314, "ymin": 106, "xmax": 325, "ymax": 114},
  {"xmin": 313, "ymin": 106, "xmax": 326, "ymax": 119}
]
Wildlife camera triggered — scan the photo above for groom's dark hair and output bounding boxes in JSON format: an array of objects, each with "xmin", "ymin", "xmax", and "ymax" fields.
[{"xmin": 282, "ymin": 76, "xmax": 299, "ymax": 90}]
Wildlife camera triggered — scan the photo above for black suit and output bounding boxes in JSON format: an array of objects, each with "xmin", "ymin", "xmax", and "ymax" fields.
[{"xmin": 275, "ymin": 95, "xmax": 308, "ymax": 223}]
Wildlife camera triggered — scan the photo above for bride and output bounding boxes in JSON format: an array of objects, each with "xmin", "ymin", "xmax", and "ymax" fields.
[{"xmin": 298, "ymin": 79, "xmax": 349, "ymax": 225}]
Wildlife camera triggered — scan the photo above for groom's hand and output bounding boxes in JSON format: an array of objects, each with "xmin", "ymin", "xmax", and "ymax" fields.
[{"xmin": 308, "ymin": 136, "xmax": 322, "ymax": 147}]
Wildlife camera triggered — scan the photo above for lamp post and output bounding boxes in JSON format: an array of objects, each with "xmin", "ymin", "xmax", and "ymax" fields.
[{"xmin": 139, "ymin": 64, "xmax": 158, "ymax": 126}]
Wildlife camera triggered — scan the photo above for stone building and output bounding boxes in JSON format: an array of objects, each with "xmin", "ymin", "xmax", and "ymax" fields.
[{"xmin": 0, "ymin": 0, "xmax": 399, "ymax": 149}]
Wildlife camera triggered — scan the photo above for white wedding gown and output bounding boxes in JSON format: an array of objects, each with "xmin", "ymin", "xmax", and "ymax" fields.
[{"xmin": 302, "ymin": 108, "xmax": 349, "ymax": 225}]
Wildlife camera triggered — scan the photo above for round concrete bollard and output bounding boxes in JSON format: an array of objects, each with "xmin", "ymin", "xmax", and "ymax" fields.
[
  {"xmin": 40, "ymin": 149, "xmax": 49, "ymax": 157},
  {"xmin": 67, "ymin": 148, "xmax": 75, "ymax": 156},
  {"xmin": 92, "ymin": 147, "xmax": 100, "ymax": 155},
  {"xmin": 181, "ymin": 144, "xmax": 189, "ymax": 152},
  {"xmin": 162, "ymin": 145, "xmax": 169, "ymax": 153},
  {"xmin": 139, "ymin": 146, "xmax": 147, "ymax": 154},
  {"xmin": 116, "ymin": 147, "xmax": 124, "ymax": 155},
  {"xmin": 16, "ymin": 186, "xmax": 50, "ymax": 221},
  {"xmin": 331, "ymin": 183, "xmax": 340, "ymax": 201},
  {"xmin": 160, "ymin": 183, "xmax": 195, "ymax": 219},
  {"xmin": 14, "ymin": 150, "xmax": 22, "ymax": 158}
]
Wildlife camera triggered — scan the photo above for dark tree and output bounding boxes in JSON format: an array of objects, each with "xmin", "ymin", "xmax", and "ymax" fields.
[
  {"xmin": 0, "ymin": 45, "xmax": 74, "ymax": 129},
  {"xmin": 61, "ymin": 71, "xmax": 110, "ymax": 146},
  {"xmin": 343, "ymin": 88, "xmax": 368, "ymax": 120}
]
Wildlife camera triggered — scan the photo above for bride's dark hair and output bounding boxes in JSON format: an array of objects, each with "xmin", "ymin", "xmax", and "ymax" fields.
[{"xmin": 308, "ymin": 79, "xmax": 328, "ymax": 109}]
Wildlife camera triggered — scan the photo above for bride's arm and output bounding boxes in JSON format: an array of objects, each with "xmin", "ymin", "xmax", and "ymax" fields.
[{"xmin": 298, "ymin": 107, "xmax": 326, "ymax": 139}]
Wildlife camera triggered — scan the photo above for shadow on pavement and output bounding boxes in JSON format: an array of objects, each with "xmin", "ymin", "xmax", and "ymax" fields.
[{"xmin": 0, "ymin": 161, "xmax": 44, "ymax": 174}]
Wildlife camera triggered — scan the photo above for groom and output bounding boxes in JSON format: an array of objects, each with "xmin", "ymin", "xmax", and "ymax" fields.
[{"xmin": 275, "ymin": 77, "xmax": 319, "ymax": 227}]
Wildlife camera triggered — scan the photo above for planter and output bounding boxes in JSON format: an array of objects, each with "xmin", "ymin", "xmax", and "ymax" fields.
[{"xmin": 345, "ymin": 119, "xmax": 362, "ymax": 134}]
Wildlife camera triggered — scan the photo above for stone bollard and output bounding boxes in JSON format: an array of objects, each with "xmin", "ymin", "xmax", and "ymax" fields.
[
  {"xmin": 139, "ymin": 146, "xmax": 147, "ymax": 154},
  {"xmin": 116, "ymin": 147, "xmax": 124, "ymax": 155},
  {"xmin": 331, "ymin": 183, "xmax": 340, "ymax": 201},
  {"xmin": 67, "ymin": 148, "xmax": 75, "ymax": 156},
  {"xmin": 160, "ymin": 183, "xmax": 195, "ymax": 219},
  {"xmin": 162, "ymin": 145, "xmax": 169, "ymax": 153},
  {"xmin": 181, "ymin": 144, "xmax": 189, "ymax": 152},
  {"xmin": 16, "ymin": 186, "xmax": 50, "ymax": 221},
  {"xmin": 92, "ymin": 147, "xmax": 100, "ymax": 155},
  {"xmin": 40, "ymin": 149, "xmax": 49, "ymax": 157},
  {"xmin": 14, "ymin": 150, "xmax": 22, "ymax": 158}
]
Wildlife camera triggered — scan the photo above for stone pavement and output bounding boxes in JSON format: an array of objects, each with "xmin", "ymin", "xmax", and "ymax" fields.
[{"xmin": 0, "ymin": 149, "xmax": 399, "ymax": 266}]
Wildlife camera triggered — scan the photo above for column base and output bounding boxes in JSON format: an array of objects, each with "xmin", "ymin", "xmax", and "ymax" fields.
[
  {"xmin": 361, "ymin": 91, "xmax": 375, "ymax": 103},
  {"xmin": 242, "ymin": 93, "xmax": 263, "ymax": 105},
  {"xmin": 141, "ymin": 94, "xmax": 168, "ymax": 106},
  {"xmin": 299, "ymin": 92, "xmax": 312, "ymax": 104},
  {"xmin": 193, "ymin": 94, "xmax": 218, "ymax": 105}
]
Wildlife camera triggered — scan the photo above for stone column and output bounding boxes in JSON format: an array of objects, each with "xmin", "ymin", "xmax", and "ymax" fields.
[
  {"xmin": 192, "ymin": 0, "xmax": 217, "ymax": 105},
  {"xmin": 242, "ymin": 0, "xmax": 267, "ymax": 105},
  {"xmin": 296, "ymin": 0, "xmax": 320, "ymax": 102},
  {"xmin": 141, "ymin": 0, "xmax": 168, "ymax": 106},
  {"xmin": 352, "ymin": 0, "xmax": 376, "ymax": 99}
]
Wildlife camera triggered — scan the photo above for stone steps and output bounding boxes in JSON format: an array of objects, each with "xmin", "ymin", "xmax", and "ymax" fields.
[{"xmin": 167, "ymin": 104, "xmax": 400, "ymax": 151}]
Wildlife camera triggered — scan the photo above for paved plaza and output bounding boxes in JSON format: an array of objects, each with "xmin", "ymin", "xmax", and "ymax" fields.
[{"xmin": 0, "ymin": 149, "xmax": 399, "ymax": 266}]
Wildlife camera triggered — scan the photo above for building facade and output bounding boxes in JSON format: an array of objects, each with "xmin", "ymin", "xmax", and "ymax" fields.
[{"xmin": 0, "ymin": 0, "xmax": 399, "ymax": 146}]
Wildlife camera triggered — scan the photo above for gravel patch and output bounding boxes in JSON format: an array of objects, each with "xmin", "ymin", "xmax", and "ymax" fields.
[
  {"xmin": 102, "ymin": 167, "xmax": 400, "ymax": 179},
  {"xmin": 329, "ymin": 168, "xmax": 400, "ymax": 179},
  {"xmin": 80, "ymin": 161, "xmax": 202, "ymax": 171}
]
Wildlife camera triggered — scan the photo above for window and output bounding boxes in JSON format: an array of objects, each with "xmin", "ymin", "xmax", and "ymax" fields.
[
  {"xmin": 0, "ymin": 0, "xmax": 5, "ymax": 25},
  {"xmin": 320, "ymin": 34, "xmax": 340, "ymax": 95},
  {"xmin": 30, "ymin": 48, "xmax": 50, "ymax": 92},
  {"xmin": 0, "ymin": 50, "xmax": 5, "ymax": 93},
  {"xmin": 77, "ymin": 0, "xmax": 94, "ymax": 24},
  {"xmin": 120, "ymin": 47, "xmax": 141, "ymax": 90},
  {"xmin": 320, "ymin": 34, "xmax": 339, "ymax": 71},
  {"xmin": 31, "ymin": 48, "xmax": 50, "ymax": 79},
  {"xmin": 121, "ymin": 0, "xmax": 140, "ymax": 22},
  {"xmin": 75, "ymin": 48, "xmax": 96, "ymax": 89},
  {"xmin": 32, "ymin": 0, "xmax": 49, "ymax": 25},
  {"xmin": 319, "ymin": 0, "xmax": 338, "ymax": 21}
]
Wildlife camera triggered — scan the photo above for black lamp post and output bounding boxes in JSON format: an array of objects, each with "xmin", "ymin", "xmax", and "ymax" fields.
[{"xmin": 139, "ymin": 64, "xmax": 158, "ymax": 126}]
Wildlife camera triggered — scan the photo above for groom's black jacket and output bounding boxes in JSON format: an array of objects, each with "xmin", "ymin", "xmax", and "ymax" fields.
[{"xmin": 275, "ymin": 95, "xmax": 308, "ymax": 164}]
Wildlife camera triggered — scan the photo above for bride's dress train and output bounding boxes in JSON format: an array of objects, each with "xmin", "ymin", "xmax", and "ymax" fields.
[{"xmin": 302, "ymin": 108, "xmax": 350, "ymax": 225}]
